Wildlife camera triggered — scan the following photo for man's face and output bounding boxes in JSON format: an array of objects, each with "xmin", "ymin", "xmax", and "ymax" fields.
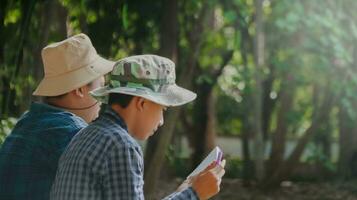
[
  {"xmin": 82, "ymin": 76, "xmax": 105, "ymax": 122},
  {"xmin": 132, "ymin": 99, "xmax": 166, "ymax": 140}
]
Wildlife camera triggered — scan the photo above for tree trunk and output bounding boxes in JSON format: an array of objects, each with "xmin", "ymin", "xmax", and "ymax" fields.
[
  {"xmin": 337, "ymin": 44, "xmax": 357, "ymax": 179},
  {"xmin": 4, "ymin": 0, "xmax": 36, "ymax": 117},
  {"xmin": 144, "ymin": 3, "xmax": 213, "ymax": 198},
  {"xmin": 262, "ymin": 64, "xmax": 276, "ymax": 141},
  {"xmin": 206, "ymin": 90, "xmax": 217, "ymax": 151},
  {"xmin": 144, "ymin": 0, "xmax": 179, "ymax": 198},
  {"xmin": 263, "ymin": 85, "xmax": 335, "ymax": 188},
  {"xmin": 267, "ymin": 74, "xmax": 295, "ymax": 176},
  {"xmin": 252, "ymin": 0, "xmax": 265, "ymax": 181},
  {"xmin": 158, "ymin": 1, "xmax": 178, "ymax": 63},
  {"xmin": 0, "ymin": 0, "xmax": 7, "ymax": 64},
  {"xmin": 191, "ymin": 83, "xmax": 213, "ymax": 167},
  {"xmin": 239, "ymin": 21, "xmax": 254, "ymax": 185},
  {"xmin": 55, "ymin": 1, "xmax": 69, "ymax": 38},
  {"xmin": 337, "ymin": 99, "xmax": 357, "ymax": 178},
  {"xmin": 191, "ymin": 50, "xmax": 233, "ymax": 168},
  {"xmin": 0, "ymin": 0, "xmax": 8, "ymax": 118},
  {"xmin": 30, "ymin": 0, "xmax": 57, "ymax": 104}
]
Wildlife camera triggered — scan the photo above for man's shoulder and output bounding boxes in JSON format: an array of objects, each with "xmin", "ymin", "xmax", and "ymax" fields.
[
  {"xmin": 2, "ymin": 110, "xmax": 83, "ymax": 149},
  {"xmin": 12, "ymin": 117, "xmax": 81, "ymax": 140},
  {"xmin": 17, "ymin": 107, "xmax": 85, "ymax": 131}
]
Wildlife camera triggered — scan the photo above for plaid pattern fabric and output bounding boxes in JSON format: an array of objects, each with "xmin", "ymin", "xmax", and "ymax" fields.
[
  {"xmin": 51, "ymin": 106, "xmax": 198, "ymax": 200},
  {"xmin": 0, "ymin": 102, "xmax": 87, "ymax": 200}
]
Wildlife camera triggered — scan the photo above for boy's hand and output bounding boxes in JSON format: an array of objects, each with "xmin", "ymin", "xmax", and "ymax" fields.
[{"xmin": 191, "ymin": 159, "xmax": 226, "ymax": 200}]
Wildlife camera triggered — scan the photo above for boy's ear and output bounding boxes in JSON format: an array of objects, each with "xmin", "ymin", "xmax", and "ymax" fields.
[{"xmin": 135, "ymin": 97, "xmax": 145, "ymax": 111}]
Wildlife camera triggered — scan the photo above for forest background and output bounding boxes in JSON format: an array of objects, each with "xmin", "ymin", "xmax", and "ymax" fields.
[{"xmin": 2, "ymin": 0, "xmax": 357, "ymax": 199}]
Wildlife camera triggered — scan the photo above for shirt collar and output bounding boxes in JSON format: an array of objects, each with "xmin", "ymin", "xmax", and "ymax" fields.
[
  {"xmin": 29, "ymin": 102, "xmax": 88, "ymax": 125},
  {"xmin": 102, "ymin": 105, "xmax": 128, "ymax": 131},
  {"xmin": 30, "ymin": 102, "xmax": 71, "ymax": 114}
]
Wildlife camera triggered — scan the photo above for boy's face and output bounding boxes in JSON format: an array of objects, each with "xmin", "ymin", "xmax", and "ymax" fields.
[{"xmin": 132, "ymin": 99, "xmax": 166, "ymax": 140}]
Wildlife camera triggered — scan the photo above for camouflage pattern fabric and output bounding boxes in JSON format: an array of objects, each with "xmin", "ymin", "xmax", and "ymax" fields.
[{"xmin": 90, "ymin": 54, "xmax": 196, "ymax": 107}]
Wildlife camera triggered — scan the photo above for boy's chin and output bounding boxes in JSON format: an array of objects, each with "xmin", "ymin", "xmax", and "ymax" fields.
[
  {"xmin": 135, "ymin": 132, "xmax": 154, "ymax": 140},
  {"xmin": 145, "ymin": 131, "xmax": 156, "ymax": 139}
]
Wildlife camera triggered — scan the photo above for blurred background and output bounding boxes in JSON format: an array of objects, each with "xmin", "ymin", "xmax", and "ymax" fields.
[{"xmin": 1, "ymin": 0, "xmax": 357, "ymax": 199}]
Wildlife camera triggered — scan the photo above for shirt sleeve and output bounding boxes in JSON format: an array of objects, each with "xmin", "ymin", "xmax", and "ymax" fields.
[
  {"xmin": 104, "ymin": 143, "xmax": 145, "ymax": 200},
  {"xmin": 162, "ymin": 187, "xmax": 199, "ymax": 200}
]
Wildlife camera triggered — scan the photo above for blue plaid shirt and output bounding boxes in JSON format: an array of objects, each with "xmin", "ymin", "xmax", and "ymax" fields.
[
  {"xmin": 0, "ymin": 102, "xmax": 87, "ymax": 200},
  {"xmin": 50, "ymin": 107, "xmax": 198, "ymax": 200}
]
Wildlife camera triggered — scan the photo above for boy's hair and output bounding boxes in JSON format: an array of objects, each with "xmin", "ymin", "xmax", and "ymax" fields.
[{"xmin": 108, "ymin": 93, "xmax": 134, "ymax": 108}]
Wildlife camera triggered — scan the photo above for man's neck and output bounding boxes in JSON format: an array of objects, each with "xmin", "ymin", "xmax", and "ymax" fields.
[{"xmin": 45, "ymin": 97, "xmax": 87, "ymax": 121}]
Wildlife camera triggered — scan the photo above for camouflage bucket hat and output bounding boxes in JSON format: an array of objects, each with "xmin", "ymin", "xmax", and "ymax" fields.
[{"xmin": 90, "ymin": 54, "xmax": 197, "ymax": 107}]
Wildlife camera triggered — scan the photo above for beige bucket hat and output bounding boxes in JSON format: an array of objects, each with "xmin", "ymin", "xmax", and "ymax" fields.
[
  {"xmin": 90, "ymin": 55, "xmax": 197, "ymax": 107},
  {"xmin": 33, "ymin": 33, "xmax": 115, "ymax": 96}
]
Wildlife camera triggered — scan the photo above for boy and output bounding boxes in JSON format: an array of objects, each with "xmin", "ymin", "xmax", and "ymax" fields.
[{"xmin": 51, "ymin": 55, "xmax": 225, "ymax": 200}]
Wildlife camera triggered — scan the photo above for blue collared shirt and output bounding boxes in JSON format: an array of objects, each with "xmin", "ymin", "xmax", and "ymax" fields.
[
  {"xmin": 50, "ymin": 106, "xmax": 198, "ymax": 200},
  {"xmin": 0, "ymin": 102, "xmax": 87, "ymax": 200}
]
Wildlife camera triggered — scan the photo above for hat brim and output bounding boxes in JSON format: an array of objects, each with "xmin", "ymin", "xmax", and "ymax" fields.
[
  {"xmin": 90, "ymin": 84, "xmax": 197, "ymax": 107},
  {"xmin": 33, "ymin": 56, "xmax": 114, "ymax": 96}
]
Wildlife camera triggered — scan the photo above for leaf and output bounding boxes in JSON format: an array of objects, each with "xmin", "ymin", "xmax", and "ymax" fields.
[
  {"xmin": 224, "ymin": 10, "xmax": 237, "ymax": 24},
  {"xmin": 122, "ymin": 4, "xmax": 129, "ymax": 30}
]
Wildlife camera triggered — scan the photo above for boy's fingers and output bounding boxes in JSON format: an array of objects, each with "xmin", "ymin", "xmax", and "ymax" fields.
[
  {"xmin": 217, "ymin": 167, "xmax": 225, "ymax": 178},
  {"xmin": 196, "ymin": 158, "xmax": 225, "ymax": 177},
  {"xmin": 204, "ymin": 161, "xmax": 217, "ymax": 171},
  {"xmin": 211, "ymin": 164, "xmax": 225, "ymax": 178},
  {"xmin": 191, "ymin": 162, "xmax": 215, "ymax": 179},
  {"xmin": 220, "ymin": 159, "xmax": 226, "ymax": 168}
]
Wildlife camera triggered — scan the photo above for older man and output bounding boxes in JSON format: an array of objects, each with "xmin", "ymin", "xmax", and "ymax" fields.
[{"xmin": 0, "ymin": 33, "xmax": 114, "ymax": 200}]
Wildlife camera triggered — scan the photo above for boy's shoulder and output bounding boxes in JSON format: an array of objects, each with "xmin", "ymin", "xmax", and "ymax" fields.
[
  {"xmin": 66, "ymin": 116, "xmax": 141, "ymax": 164},
  {"xmin": 85, "ymin": 114, "xmax": 140, "ymax": 150}
]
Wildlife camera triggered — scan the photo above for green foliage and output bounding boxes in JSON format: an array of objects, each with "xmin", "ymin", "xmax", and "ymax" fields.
[
  {"xmin": 166, "ymin": 145, "xmax": 190, "ymax": 178},
  {"xmin": 274, "ymin": 1, "xmax": 304, "ymax": 33},
  {"xmin": 0, "ymin": 118, "xmax": 17, "ymax": 145},
  {"xmin": 4, "ymin": 5, "xmax": 21, "ymax": 25},
  {"xmin": 3, "ymin": 0, "xmax": 357, "ymax": 183},
  {"xmin": 216, "ymin": 88, "xmax": 243, "ymax": 136},
  {"xmin": 305, "ymin": 143, "xmax": 337, "ymax": 173},
  {"xmin": 121, "ymin": 4, "xmax": 129, "ymax": 30},
  {"xmin": 225, "ymin": 157, "xmax": 243, "ymax": 178}
]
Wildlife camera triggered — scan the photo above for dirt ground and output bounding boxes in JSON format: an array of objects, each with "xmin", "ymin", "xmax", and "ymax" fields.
[{"xmin": 155, "ymin": 178, "xmax": 357, "ymax": 200}]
